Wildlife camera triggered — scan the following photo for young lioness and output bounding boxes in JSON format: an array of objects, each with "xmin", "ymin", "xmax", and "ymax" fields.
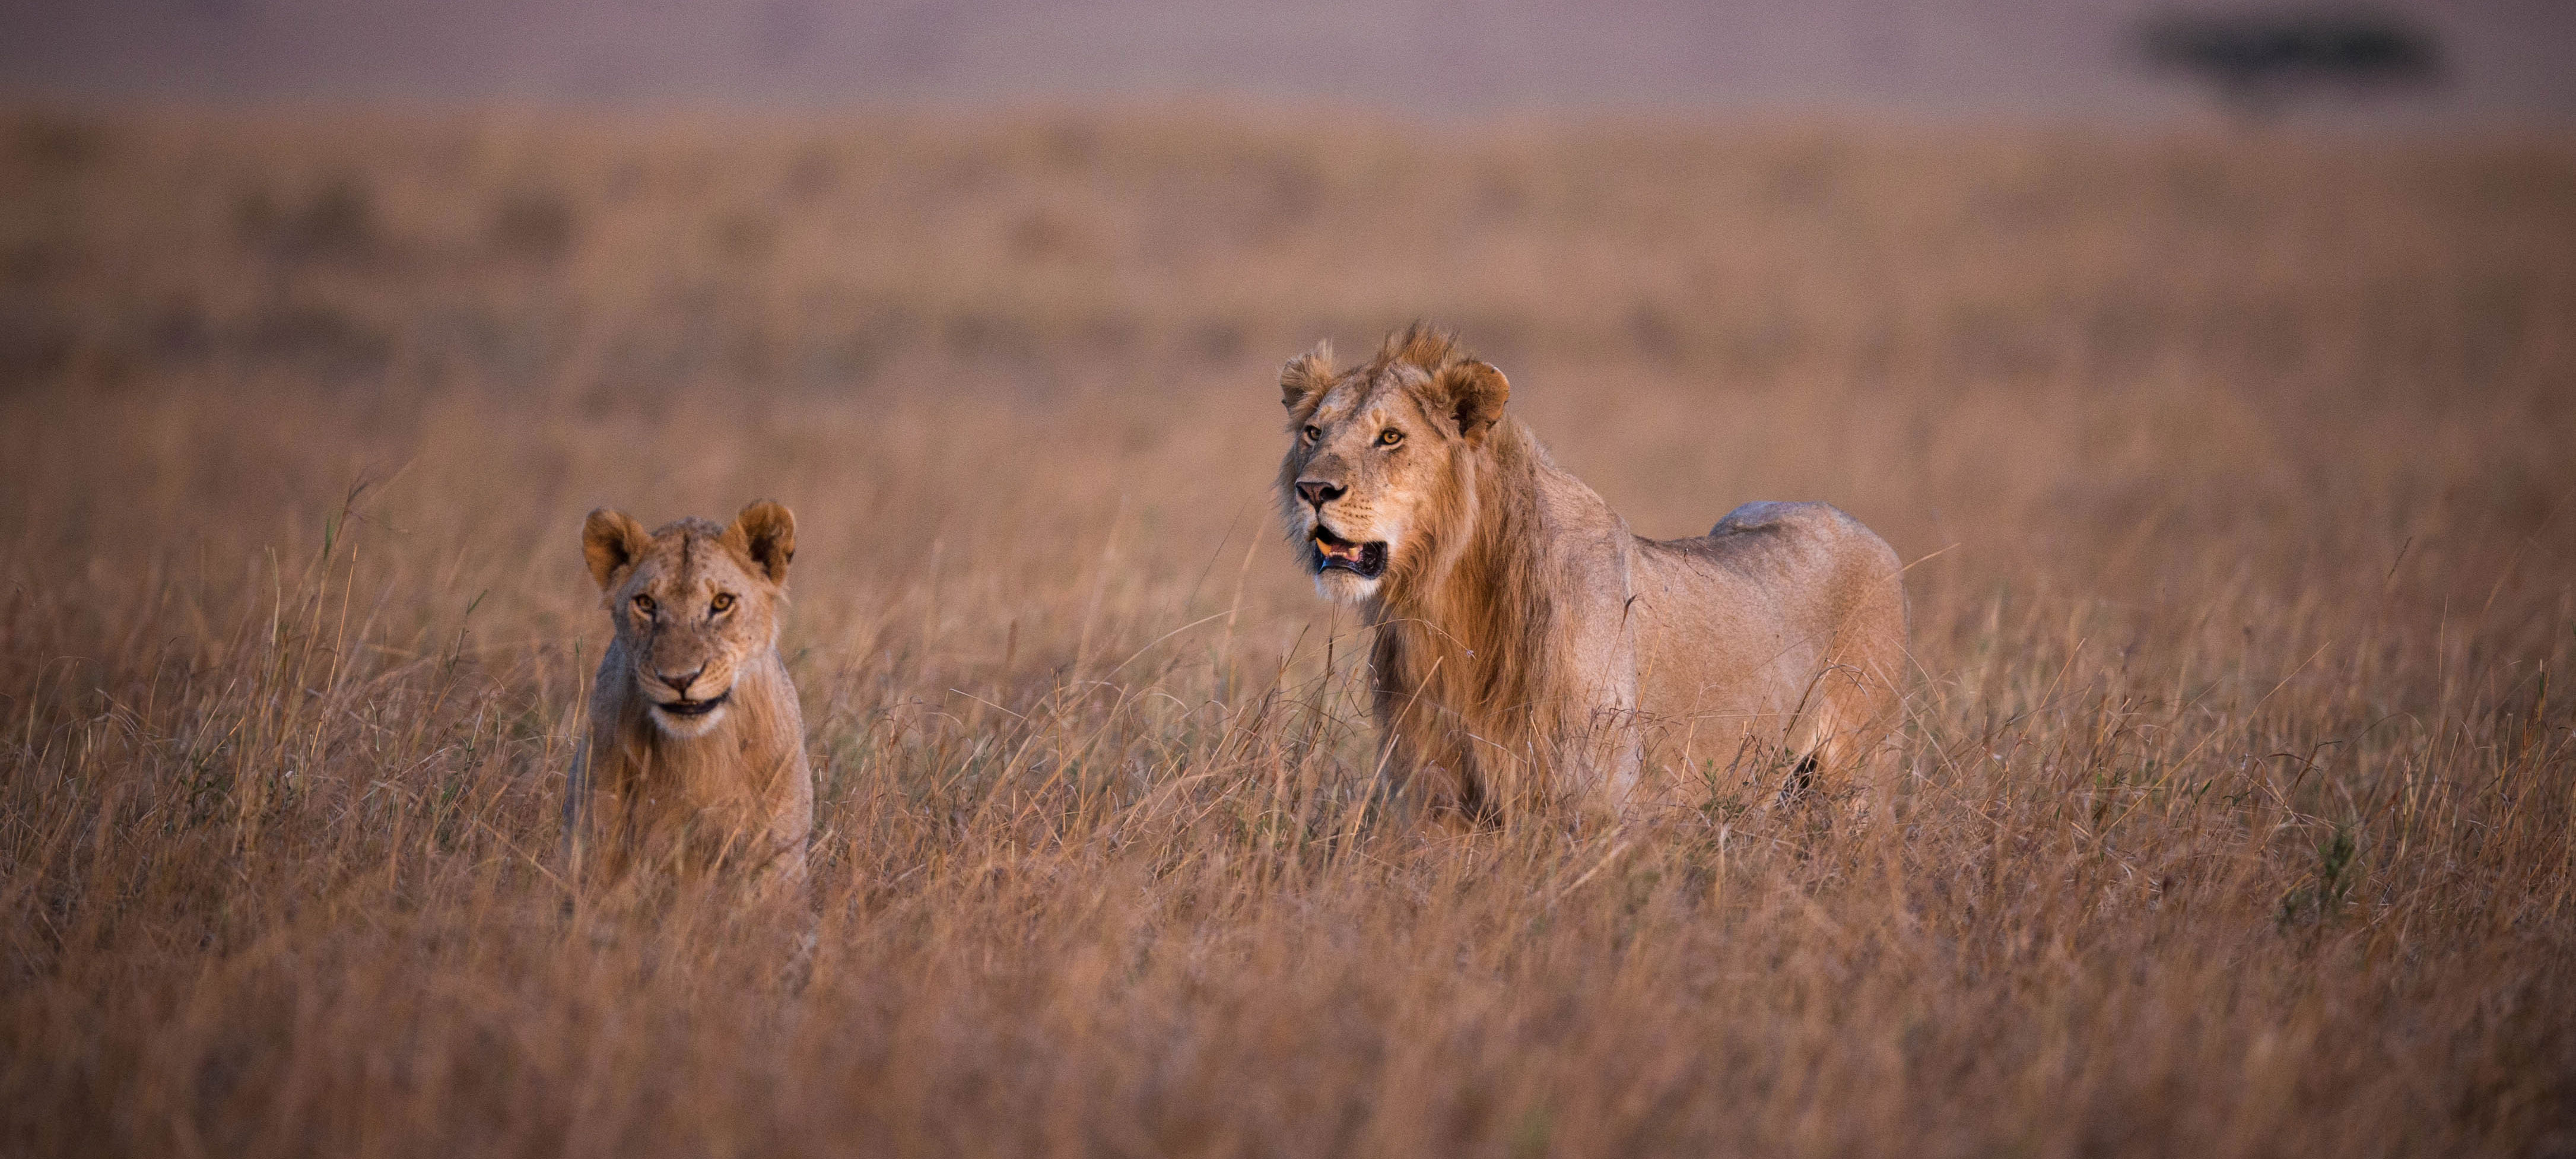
[
  {"xmin": 567, "ymin": 501, "xmax": 813, "ymax": 892},
  {"xmin": 1277, "ymin": 326, "xmax": 1908, "ymax": 825}
]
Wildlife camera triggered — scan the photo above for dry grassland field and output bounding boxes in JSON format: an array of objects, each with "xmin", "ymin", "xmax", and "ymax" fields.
[{"xmin": 2, "ymin": 108, "xmax": 2573, "ymax": 1157}]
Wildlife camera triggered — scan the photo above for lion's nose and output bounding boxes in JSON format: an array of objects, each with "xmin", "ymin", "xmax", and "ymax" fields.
[
  {"xmin": 1295, "ymin": 480, "xmax": 1345, "ymax": 509},
  {"xmin": 658, "ymin": 664, "xmax": 707, "ymax": 696}
]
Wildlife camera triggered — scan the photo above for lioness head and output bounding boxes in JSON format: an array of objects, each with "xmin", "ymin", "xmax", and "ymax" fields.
[
  {"xmin": 1276, "ymin": 325, "xmax": 1509, "ymax": 604},
  {"xmin": 582, "ymin": 501, "xmax": 796, "ymax": 738}
]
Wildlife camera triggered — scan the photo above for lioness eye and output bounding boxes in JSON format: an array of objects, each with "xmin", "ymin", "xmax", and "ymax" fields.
[
  {"xmin": 631, "ymin": 593, "xmax": 655, "ymax": 616},
  {"xmin": 1302, "ymin": 425, "xmax": 1321, "ymax": 443},
  {"xmin": 1378, "ymin": 428, "xmax": 1403, "ymax": 447},
  {"xmin": 711, "ymin": 592, "xmax": 735, "ymax": 614}
]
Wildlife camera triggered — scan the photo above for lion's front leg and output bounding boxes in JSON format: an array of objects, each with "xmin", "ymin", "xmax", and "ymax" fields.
[
  {"xmin": 1378, "ymin": 715, "xmax": 1490, "ymax": 831},
  {"xmin": 1549, "ymin": 621, "xmax": 1644, "ymax": 827},
  {"xmin": 1551, "ymin": 693, "xmax": 1643, "ymax": 828},
  {"xmin": 1548, "ymin": 552, "xmax": 1646, "ymax": 827}
]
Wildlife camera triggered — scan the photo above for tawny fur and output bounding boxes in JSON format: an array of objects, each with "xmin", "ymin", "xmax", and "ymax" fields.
[
  {"xmin": 567, "ymin": 501, "xmax": 814, "ymax": 892},
  {"xmin": 1278, "ymin": 326, "xmax": 1908, "ymax": 824}
]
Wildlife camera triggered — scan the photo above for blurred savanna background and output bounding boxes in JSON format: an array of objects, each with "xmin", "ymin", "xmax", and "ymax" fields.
[{"xmin": 3, "ymin": 2, "xmax": 2574, "ymax": 1156}]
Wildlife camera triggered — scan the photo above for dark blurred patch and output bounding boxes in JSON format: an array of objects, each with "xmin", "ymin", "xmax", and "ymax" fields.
[
  {"xmin": 237, "ymin": 177, "xmax": 383, "ymax": 265},
  {"xmin": 0, "ymin": 306, "xmax": 75, "ymax": 388},
  {"xmin": 1946, "ymin": 306, "xmax": 2055, "ymax": 379},
  {"xmin": 944, "ymin": 312, "xmax": 1036, "ymax": 364},
  {"xmin": 145, "ymin": 297, "xmax": 214, "ymax": 362},
  {"xmin": 2, "ymin": 239, "xmax": 75, "ymax": 288},
  {"xmin": 2135, "ymin": 8, "xmax": 2442, "ymax": 118},
  {"xmin": 416, "ymin": 306, "xmax": 558, "ymax": 386},
  {"xmin": 1626, "ymin": 301, "xmax": 1684, "ymax": 366},
  {"xmin": 725, "ymin": 327, "xmax": 780, "ymax": 383},
  {"xmin": 0, "ymin": 293, "xmax": 412, "ymax": 390},
  {"xmin": 603, "ymin": 159, "xmax": 648, "ymax": 204},
  {"xmin": 938, "ymin": 153, "xmax": 998, "ymax": 197},
  {"xmin": 1119, "ymin": 418, "xmax": 1163, "ymax": 453},
  {"xmin": 2081, "ymin": 294, "xmax": 2164, "ymax": 378},
  {"xmin": 709, "ymin": 209, "xmax": 779, "ymax": 263},
  {"xmin": 1471, "ymin": 164, "xmax": 1529, "ymax": 224},
  {"xmin": 1245, "ymin": 157, "xmax": 1324, "ymax": 244},
  {"xmin": 1008, "ymin": 207, "xmax": 1087, "ymax": 264},
  {"xmin": 241, "ymin": 303, "xmax": 392, "ymax": 374},
  {"xmin": 2474, "ymin": 456, "xmax": 2560, "ymax": 538},
  {"xmin": 782, "ymin": 148, "xmax": 838, "ymax": 201},
  {"xmin": 1184, "ymin": 320, "xmax": 1244, "ymax": 366},
  {"xmin": 11, "ymin": 112, "xmax": 109, "ymax": 172},
  {"xmin": 1765, "ymin": 147, "xmax": 1843, "ymax": 210},
  {"xmin": 487, "ymin": 190, "xmax": 578, "ymax": 263},
  {"xmin": 2157, "ymin": 154, "xmax": 2259, "ymax": 230},
  {"xmin": 1071, "ymin": 314, "xmax": 1138, "ymax": 361},
  {"xmin": 1040, "ymin": 120, "xmax": 1098, "ymax": 173},
  {"xmin": 808, "ymin": 305, "xmax": 919, "ymax": 387}
]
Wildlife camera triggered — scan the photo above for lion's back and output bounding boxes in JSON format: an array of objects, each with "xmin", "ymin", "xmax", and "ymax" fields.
[
  {"xmin": 1630, "ymin": 501, "xmax": 1906, "ymax": 746},
  {"xmin": 1662, "ymin": 501, "xmax": 1899, "ymax": 614}
]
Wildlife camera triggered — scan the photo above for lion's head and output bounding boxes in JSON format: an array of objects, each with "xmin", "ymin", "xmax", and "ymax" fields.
[
  {"xmin": 582, "ymin": 501, "xmax": 796, "ymax": 738},
  {"xmin": 1276, "ymin": 326, "xmax": 1510, "ymax": 604}
]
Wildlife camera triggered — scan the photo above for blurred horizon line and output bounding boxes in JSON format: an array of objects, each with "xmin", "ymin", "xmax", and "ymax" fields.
[{"xmin": 4, "ymin": 0, "xmax": 2573, "ymax": 129}]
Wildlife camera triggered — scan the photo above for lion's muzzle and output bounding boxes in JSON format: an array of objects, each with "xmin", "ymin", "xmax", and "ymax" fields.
[
  {"xmin": 1313, "ymin": 526, "xmax": 1388, "ymax": 580},
  {"xmin": 655, "ymin": 689, "xmax": 732, "ymax": 718}
]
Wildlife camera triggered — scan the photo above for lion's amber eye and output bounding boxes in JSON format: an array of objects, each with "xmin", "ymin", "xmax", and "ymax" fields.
[
  {"xmin": 711, "ymin": 592, "xmax": 735, "ymax": 614},
  {"xmin": 1378, "ymin": 428, "xmax": 1403, "ymax": 447},
  {"xmin": 1302, "ymin": 425, "xmax": 1321, "ymax": 444},
  {"xmin": 631, "ymin": 593, "xmax": 656, "ymax": 617}
]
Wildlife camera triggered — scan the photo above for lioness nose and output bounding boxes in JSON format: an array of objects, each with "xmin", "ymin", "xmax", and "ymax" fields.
[
  {"xmin": 1296, "ymin": 480, "xmax": 1345, "ymax": 508},
  {"xmin": 659, "ymin": 664, "xmax": 707, "ymax": 695}
]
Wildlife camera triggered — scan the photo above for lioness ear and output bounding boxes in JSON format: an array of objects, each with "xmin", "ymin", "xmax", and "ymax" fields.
[
  {"xmin": 1438, "ymin": 359, "xmax": 1509, "ymax": 442},
  {"xmin": 725, "ymin": 500, "xmax": 796, "ymax": 585},
  {"xmin": 582, "ymin": 509, "xmax": 650, "ymax": 591},
  {"xmin": 1280, "ymin": 341, "xmax": 1334, "ymax": 411}
]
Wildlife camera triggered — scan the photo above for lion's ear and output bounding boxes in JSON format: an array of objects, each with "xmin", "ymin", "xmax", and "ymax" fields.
[
  {"xmin": 582, "ymin": 509, "xmax": 650, "ymax": 591},
  {"xmin": 1438, "ymin": 359, "xmax": 1510, "ymax": 442},
  {"xmin": 1280, "ymin": 341, "xmax": 1335, "ymax": 411},
  {"xmin": 726, "ymin": 500, "xmax": 796, "ymax": 585}
]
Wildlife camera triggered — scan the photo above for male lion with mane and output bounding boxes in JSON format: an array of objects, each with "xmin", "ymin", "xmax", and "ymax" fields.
[
  {"xmin": 567, "ymin": 501, "xmax": 813, "ymax": 892},
  {"xmin": 1278, "ymin": 326, "xmax": 1907, "ymax": 825}
]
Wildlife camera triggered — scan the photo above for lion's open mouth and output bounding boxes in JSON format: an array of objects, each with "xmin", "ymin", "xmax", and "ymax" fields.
[
  {"xmin": 1313, "ymin": 526, "xmax": 1388, "ymax": 580},
  {"xmin": 655, "ymin": 690, "xmax": 732, "ymax": 717}
]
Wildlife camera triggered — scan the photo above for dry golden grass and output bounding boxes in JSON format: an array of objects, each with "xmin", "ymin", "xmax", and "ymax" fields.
[{"xmin": 2, "ymin": 106, "xmax": 2573, "ymax": 1157}]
